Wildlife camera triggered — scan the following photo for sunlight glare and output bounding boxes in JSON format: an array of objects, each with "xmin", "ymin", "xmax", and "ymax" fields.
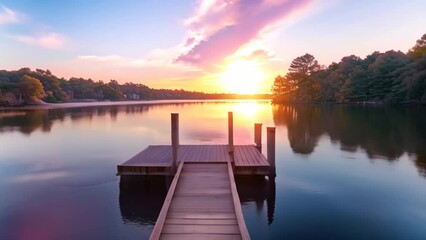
[
  {"xmin": 234, "ymin": 102, "xmax": 261, "ymax": 118},
  {"xmin": 220, "ymin": 60, "xmax": 266, "ymax": 94}
]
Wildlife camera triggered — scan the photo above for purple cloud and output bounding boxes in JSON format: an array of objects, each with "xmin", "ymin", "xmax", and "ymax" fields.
[{"xmin": 176, "ymin": 0, "xmax": 312, "ymax": 67}]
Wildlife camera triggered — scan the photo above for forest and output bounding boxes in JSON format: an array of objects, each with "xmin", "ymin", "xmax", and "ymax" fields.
[
  {"xmin": 272, "ymin": 33, "xmax": 426, "ymax": 104},
  {"xmin": 0, "ymin": 68, "xmax": 269, "ymax": 106}
]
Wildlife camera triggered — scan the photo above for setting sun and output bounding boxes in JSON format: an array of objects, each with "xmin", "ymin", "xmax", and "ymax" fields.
[{"xmin": 220, "ymin": 60, "xmax": 266, "ymax": 94}]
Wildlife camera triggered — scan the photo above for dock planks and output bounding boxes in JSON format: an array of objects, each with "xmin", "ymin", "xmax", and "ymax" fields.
[
  {"xmin": 150, "ymin": 162, "xmax": 250, "ymax": 240},
  {"xmin": 117, "ymin": 145, "xmax": 270, "ymax": 175}
]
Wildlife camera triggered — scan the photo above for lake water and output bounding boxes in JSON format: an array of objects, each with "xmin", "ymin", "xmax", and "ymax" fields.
[{"xmin": 1, "ymin": 101, "xmax": 426, "ymax": 240}]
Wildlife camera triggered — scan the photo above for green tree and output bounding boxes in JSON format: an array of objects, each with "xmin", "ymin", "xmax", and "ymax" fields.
[
  {"xmin": 409, "ymin": 33, "xmax": 426, "ymax": 59},
  {"xmin": 19, "ymin": 75, "xmax": 46, "ymax": 104},
  {"xmin": 288, "ymin": 53, "xmax": 320, "ymax": 75},
  {"xmin": 367, "ymin": 51, "xmax": 409, "ymax": 102},
  {"xmin": 288, "ymin": 53, "xmax": 321, "ymax": 102},
  {"xmin": 271, "ymin": 75, "xmax": 297, "ymax": 102}
]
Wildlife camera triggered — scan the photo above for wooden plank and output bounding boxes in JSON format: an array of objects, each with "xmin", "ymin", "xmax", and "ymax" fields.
[
  {"xmin": 149, "ymin": 162, "xmax": 184, "ymax": 240},
  {"xmin": 233, "ymin": 145, "xmax": 242, "ymax": 166},
  {"xmin": 165, "ymin": 219, "xmax": 238, "ymax": 225},
  {"xmin": 170, "ymin": 200, "xmax": 234, "ymax": 208},
  {"xmin": 227, "ymin": 160, "xmax": 251, "ymax": 240},
  {"xmin": 191, "ymin": 145, "xmax": 201, "ymax": 162},
  {"xmin": 160, "ymin": 233, "xmax": 242, "ymax": 240},
  {"xmin": 233, "ymin": 145, "xmax": 269, "ymax": 167},
  {"xmin": 174, "ymin": 189, "xmax": 231, "ymax": 196},
  {"xmin": 162, "ymin": 224, "xmax": 240, "ymax": 234},
  {"xmin": 169, "ymin": 204, "xmax": 235, "ymax": 211},
  {"xmin": 168, "ymin": 208, "xmax": 235, "ymax": 213},
  {"xmin": 243, "ymin": 146, "xmax": 254, "ymax": 166},
  {"xmin": 166, "ymin": 213, "xmax": 236, "ymax": 219},
  {"xmin": 120, "ymin": 145, "xmax": 172, "ymax": 166},
  {"xmin": 177, "ymin": 145, "xmax": 189, "ymax": 162},
  {"xmin": 183, "ymin": 163, "xmax": 227, "ymax": 169}
]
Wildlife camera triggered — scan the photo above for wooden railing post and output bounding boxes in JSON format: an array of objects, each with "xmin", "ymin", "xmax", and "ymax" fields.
[
  {"xmin": 267, "ymin": 127, "xmax": 276, "ymax": 177},
  {"xmin": 228, "ymin": 112, "xmax": 234, "ymax": 154},
  {"xmin": 171, "ymin": 113, "xmax": 179, "ymax": 174},
  {"xmin": 254, "ymin": 123, "xmax": 262, "ymax": 151}
]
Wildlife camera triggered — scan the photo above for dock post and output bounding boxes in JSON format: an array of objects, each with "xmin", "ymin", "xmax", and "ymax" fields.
[
  {"xmin": 267, "ymin": 127, "xmax": 276, "ymax": 177},
  {"xmin": 254, "ymin": 123, "xmax": 262, "ymax": 151},
  {"xmin": 228, "ymin": 112, "xmax": 234, "ymax": 154},
  {"xmin": 171, "ymin": 113, "xmax": 179, "ymax": 174}
]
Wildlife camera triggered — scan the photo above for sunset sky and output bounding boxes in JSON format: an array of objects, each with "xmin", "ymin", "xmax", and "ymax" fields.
[{"xmin": 0, "ymin": 0, "xmax": 425, "ymax": 93}]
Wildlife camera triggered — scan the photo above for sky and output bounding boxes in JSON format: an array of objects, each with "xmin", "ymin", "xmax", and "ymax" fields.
[{"xmin": 0, "ymin": 0, "xmax": 425, "ymax": 94}]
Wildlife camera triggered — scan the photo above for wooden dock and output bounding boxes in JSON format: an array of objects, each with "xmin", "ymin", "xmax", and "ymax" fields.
[
  {"xmin": 117, "ymin": 112, "xmax": 276, "ymax": 239},
  {"xmin": 117, "ymin": 144, "xmax": 270, "ymax": 175},
  {"xmin": 150, "ymin": 161, "xmax": 250, "ymax": 240}
]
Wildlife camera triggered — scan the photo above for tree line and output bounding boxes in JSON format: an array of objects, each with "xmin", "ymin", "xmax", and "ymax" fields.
[
  {"xmin": 0, "ymin": 68, "xmax": 269, "ymax": 106},
  {"xmin": 272, "ymin": 33, "xmax": 426, "ymax": 104}
]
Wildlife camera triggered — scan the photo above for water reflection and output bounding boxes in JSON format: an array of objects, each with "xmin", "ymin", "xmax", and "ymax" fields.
[
  {"xmin": 0, "ymin": 109, "xmax": 56, "ymax": 134},
  {"xmin": 2, "ymin": 101, "xmax": 426, "ymax": 239},
  {"xmin": 0, "ymin": 105, "xmax": 154, "ymax": 134},
  {"xmin": 0, "ymin": 101, "xmax": 268, "ymax": 136},
  {"xmin": 235, "ymin": 176, "xmax": 276, "ymax": 225},
  {"xmin": 119, "ymin": 176, "xmax": 169, "ymax": 226},
  {"xmin": 272, "ymin": 104, "xmax": 426, "ymax": 176}
]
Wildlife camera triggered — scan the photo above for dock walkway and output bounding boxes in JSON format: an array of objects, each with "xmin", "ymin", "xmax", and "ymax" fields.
[
  {"xmin": 150, "ymin": 161, "xmax": 250, "ymax": 240},
  {"xmin": 117, "ymin": 112, "xmax": 277, "ymax": 239}
]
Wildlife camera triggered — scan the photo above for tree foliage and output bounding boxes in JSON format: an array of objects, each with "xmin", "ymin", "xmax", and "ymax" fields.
[
  {"xmin": 272, "ymin": 33, "xmax": 426, "ymax": 104},
  {"xmin": 20, "ymin": 75, "xmax": 46, "ymax": 104},
  {"xmin": 409, "ymin": 33, "xmax": 426, "ymax": 59}
]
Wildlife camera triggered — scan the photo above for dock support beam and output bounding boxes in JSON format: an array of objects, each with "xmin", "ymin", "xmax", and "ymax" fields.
[
  {"xmin": 254, "ymin": 123, "xmax": 262, "ymax": 151},
  {"xmin": 228, "ymin": 112, "xmax": 234, "ymax": 154},
  {"xmin": 267, "ymin": 127, "xmax": 276, "ymax": 177},
  {"xmin": 171, "ymin": 113, "xmax": 179, "ymax": 174}
]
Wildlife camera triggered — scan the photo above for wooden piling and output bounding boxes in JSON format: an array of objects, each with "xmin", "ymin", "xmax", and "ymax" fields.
[
  {"xmin": 254, "ymin": 123, "xmax": 262, "ymax": 151},
  {"xmin": 171, "ymin": 113, "xmax": 179, "ymax": 174},
  {"xmin": 267, "ymin": 127, "xmax": 276, "ymax": 177},
  {"xmin": 228, "ymin": 112, "xmax": 234, "ymax": 153}
]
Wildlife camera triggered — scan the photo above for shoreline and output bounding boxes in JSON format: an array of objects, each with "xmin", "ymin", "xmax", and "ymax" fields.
[{"xmin": 0, "ymin": 99, "xmax": 272, "ymax": 110}]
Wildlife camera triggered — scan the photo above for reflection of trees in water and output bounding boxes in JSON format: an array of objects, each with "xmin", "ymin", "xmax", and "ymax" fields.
[
  {"xmin": 235, "ymin": 176, "xmax": 276, "ymax": 225},
  {"xmin": 119, "ymin": 176, "xmax": 169, "ymax": 226},
  {"xmin": 272, "ymin": 105, "xmax": 323, "ymax": 154},
  {"xmin": 272, "ymin": 104, "xmax": 426, "ymax": 176},
  {"xmin": 0, "ymin": 101, "xmax": 270, "ymax": 135},
  {"xmin": 0, "ymin": 102, "xmax": 254, "ymax": 135},
  {"xmin": 0, "ymin": 105, "xmax": 152, "ymax": 134},
  {"xmin": 0, "ymin": 109, "xmax": 58, "ymax": 134}
]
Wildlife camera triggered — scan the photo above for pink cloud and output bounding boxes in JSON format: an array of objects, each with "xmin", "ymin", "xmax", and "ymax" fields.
[
  {"xmin": 176, "ymin": 0, "xmax": 313, "ymax": 67},
  {"xmin": 248, "ymin": 49, "xmax": 274, "ymax": 61},
  {"xmin": 184, "ymin": 37, "xmax": 196, "ymax": 47},
  {"xmin": 0, "ymin": 6, "xmax": 20, "ymax": 24},
  {"xmin": 9, "ymin": 32, "xmax": 66, "ymax": 49}
]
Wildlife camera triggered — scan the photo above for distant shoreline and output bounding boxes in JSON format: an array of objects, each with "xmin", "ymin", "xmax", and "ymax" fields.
[{"xmin": 0, "ymin": 99, "xmax": 272, "ymax": 110}]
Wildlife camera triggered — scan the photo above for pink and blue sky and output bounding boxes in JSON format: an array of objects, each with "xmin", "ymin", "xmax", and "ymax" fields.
[{"xmin": 0, "ymin": 0, "xmax": 425, "ymax": 93}]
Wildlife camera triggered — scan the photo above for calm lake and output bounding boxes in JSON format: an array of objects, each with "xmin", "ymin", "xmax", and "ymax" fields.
[{"xmin": 1, "ymin": 100, "xmax": 426, "ymax": 240}]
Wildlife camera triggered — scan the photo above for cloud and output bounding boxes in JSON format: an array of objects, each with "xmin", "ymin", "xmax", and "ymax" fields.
[
  {"xmin": 176, "ymin": 0, "xmax": 313, "ymax": 67},
  {"xmin": 9, "ymin": 32, "xmax": 66, "ymax": 49},
  {"xmin": 0, "ymin": 6, "xmax": 20, "ymax": 24},
  {"xmin": 248, "ymin": 49, "xmax": 274, "ymax": 61}
]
